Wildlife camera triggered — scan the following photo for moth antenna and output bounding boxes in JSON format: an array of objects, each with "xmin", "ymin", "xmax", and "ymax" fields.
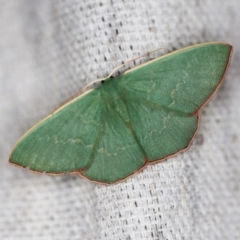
[
  {"xmin": 58, "ymin": 47, "xmax": 165, "ymax": 107},
  {"xmin": 85, "ymin": 47, "xmax": 166, "ymax": 88},
  {"xmin": 107, "ymin": 47, "xmax": 165, "ymax": 78},
  {"xmin": 82, "ymin": 77, "xmax": 106, "ymax": 91}
]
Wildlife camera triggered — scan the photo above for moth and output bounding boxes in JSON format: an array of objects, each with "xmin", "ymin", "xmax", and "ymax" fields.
[{"xmin": 9, "ymin": 43, "xmax": 233, "ymax": 184}]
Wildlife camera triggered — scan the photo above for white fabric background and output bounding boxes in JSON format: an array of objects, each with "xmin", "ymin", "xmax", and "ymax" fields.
[{"xmin": 0, "ymin": 0, "xmax": 239, "ymax": 239}]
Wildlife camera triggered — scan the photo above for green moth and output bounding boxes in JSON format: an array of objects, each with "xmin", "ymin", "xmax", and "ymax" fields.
[{"xmin": 9, "ymin": 42, "xmax": 232, "ymax": 184}]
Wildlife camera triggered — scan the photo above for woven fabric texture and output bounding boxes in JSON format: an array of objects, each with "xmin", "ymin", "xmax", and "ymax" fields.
[{"xmin": 0, "ymin": 0, "xmax": 240, "ymax": 239}]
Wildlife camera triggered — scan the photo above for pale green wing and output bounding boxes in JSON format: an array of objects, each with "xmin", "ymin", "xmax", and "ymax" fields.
[
  {"xmin": 117, "ymin": 90, "xmax": 198, "ymax": 161},
  {"xmin": 10, "ymin": 86, "xmax": 146, "ymax": 183},
  {"xmin": 10, "ymin": 90, "xmax": 104, "ymax": 173},
  {"xmin": 118, "ymin": 43, "xmax": 232, "ymax": 113},
  {"xmin": 82, "ymin": 85, "xmax": 145, "ymax": 183},
  {"xmin": 114, "ymin": 42, "xmax": 232, "ymax": 162}
]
